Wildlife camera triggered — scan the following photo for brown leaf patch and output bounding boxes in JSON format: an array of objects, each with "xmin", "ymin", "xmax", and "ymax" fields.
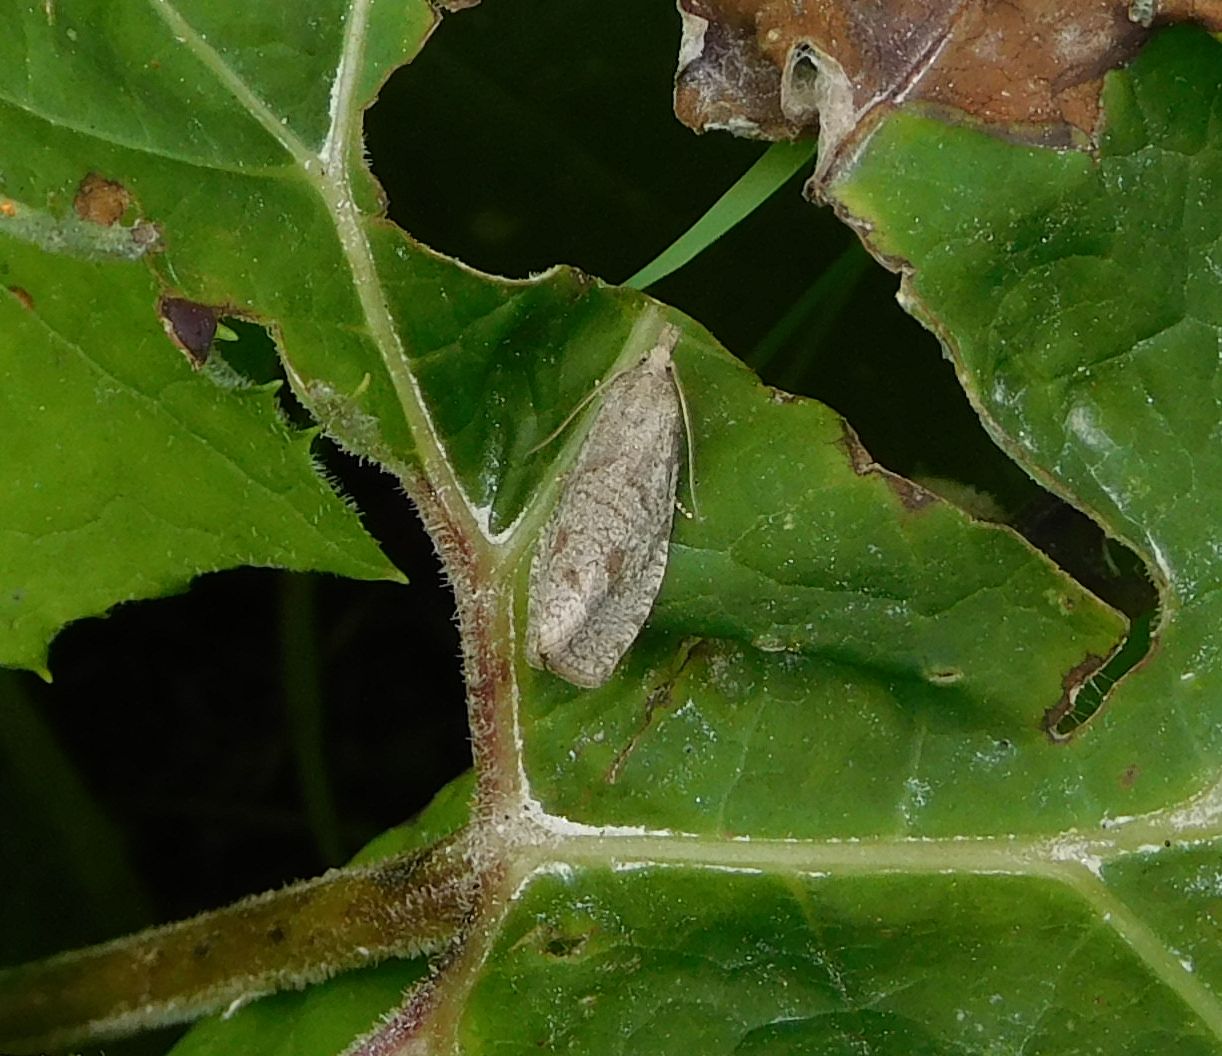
[
  {"xmin": 74, "ymin": 172, "xmax": 131, "ymax": 226},
  {"xmin": 158, "ymin": 296, "xmax": 218, "ymax": 369},
  {"xmin": 674, "ymin": 0, "xmax": 1222, "ymax": 186}
]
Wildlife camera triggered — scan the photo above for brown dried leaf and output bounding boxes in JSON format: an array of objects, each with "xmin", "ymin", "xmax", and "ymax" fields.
[{"xmin": 673, "ymin": 0, "xmax": 1222, "ymax": 184}]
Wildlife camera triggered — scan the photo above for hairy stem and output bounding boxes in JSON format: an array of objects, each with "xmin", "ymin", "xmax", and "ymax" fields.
[{"xmin": 0, "ymin": 831, "xmax": 479, "ymax": 1053}]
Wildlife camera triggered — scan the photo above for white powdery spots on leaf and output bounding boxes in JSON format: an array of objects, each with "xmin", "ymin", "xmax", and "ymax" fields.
[
  {"xmin": 469, "ymin": 499, "xmax": 528, "ymax": 546},
  {"xmin": 1052, "ymin": 22, "xmax": 1091, "ymax": 65},
  {"xmin": 1066, "ymin": 403, "xmax": 1118, "ymax": 457},
  {"xmin": 970, "ymin": 739, "xmax": 1017, "ymax": 772},
  {"xmin": 1167, "ymin": 778, "xmax": 1222, "ymax": 835},
  {"xmin": 674, "ymin": 697, "xmax": 720, "ymax": 747},
  {"xmin": 899, "ymin": 777, "xmax": 932, "ymax": 826},
  {"xmin": 1044, "ymin": 835, "xmax": 1105, "ymax": 878},
  {"xmin": 971, "ymin": 27, "xmax": 1006, "ymax": 64},
  {"xmin": 518, "ymin": 793, "xmax": 675, "ymax": 842},
  {"xmin": 1185, "ymin": 865, "xmax": 1222, "ymax": 898}
]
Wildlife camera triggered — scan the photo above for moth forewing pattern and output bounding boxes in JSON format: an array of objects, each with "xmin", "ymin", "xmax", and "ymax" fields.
[{"xmin": 525, "ymin": 327, "xmax": 685, "ymax": 688}]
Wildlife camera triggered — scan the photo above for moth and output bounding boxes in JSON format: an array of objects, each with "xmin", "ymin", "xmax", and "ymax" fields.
[{"xmin": 526, "ymin": 325, "xmax": 686, "ymax": 688}]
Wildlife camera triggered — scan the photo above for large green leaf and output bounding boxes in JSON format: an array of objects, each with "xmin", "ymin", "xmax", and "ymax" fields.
[
  {"xmin": 833, "ymin": 25, "xmax": 1222, "ymax": 834},
  {"xmin": 0, "ymin": 0, "xmax": 410, "ymax": 674},
  {"xmin": 2, "ymin": 4, "xmax": 1220, "ymax": 1055}
]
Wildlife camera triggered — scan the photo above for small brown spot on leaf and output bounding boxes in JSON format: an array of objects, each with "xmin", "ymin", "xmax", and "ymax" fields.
[
  {"xmin": 158, "ymin": 296, "xmax": 219, "ymax": 369},
  {"xmin": 838, "ymin": 422, "xmax": 876, "ymax": 476},
  {"xmin": 8, "ymin": 286, "xmax": 34, "ymax": 310},
  {"xmin": 74, "ymin": 172, "xmax": 131, "ymax": 226},
  {"xmin": 267, "ymin": 924, "xmax": 287, "ymax": 944},
  {"xmin": 0, "ymin": 200, "xmax": 15, "ymax": 218},
  {"xmin": 885, "ymin": 475, "xmax": 939, "ymax": 512},
  {"xmin": 192, "ymin": 940, "xmax": 212, "ymax": 960},
  {"xmin": 1120, "ymin": 763, "xmax": 1140, "ymax": 789},
  {"xmin": 130, "ymin": 219, "xmax": 164, "ymax": 254}
]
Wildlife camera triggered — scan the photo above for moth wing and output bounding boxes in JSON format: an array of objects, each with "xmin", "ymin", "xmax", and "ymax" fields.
[
  {"xmin": 543, "ymin": 499, "xmax": 675, "ymax": 687},
  {"xmin": 527, "ymin": 447, "xmax": 662, "ymax": 661},
  {"xmin": 525, "ymin": 344, "xmax": 683, "ymax": 687}
]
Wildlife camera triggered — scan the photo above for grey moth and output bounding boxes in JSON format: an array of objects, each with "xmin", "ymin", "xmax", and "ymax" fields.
[{"xmin": 526, "ymin": 325, "xmax": 685, "ymax": 688}]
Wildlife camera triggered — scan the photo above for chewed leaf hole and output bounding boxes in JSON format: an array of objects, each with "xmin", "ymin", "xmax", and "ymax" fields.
[
  {"xmin": 537, "ymin": 928, "xmax": 589, "ymax": 963},
  {"xmin": 542, "ymin": 933, "xmax": 589, "ymax": 959},
  {"xmin": 214, "ymin": 317, "xmax": 287, "ymax": 385},
  {"xmin": 756, "ymin": 243, "xmax": 1159, "ymax": 734},
  {"xmin": 365, "ymin": 0, "xmax": 1162, "ymax": 741},
  {"xmin": 1051, "ymin": 610, "xmax": 1157, "ymax": 738}
]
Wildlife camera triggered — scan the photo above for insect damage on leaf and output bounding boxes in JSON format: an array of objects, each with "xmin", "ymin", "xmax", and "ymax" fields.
[
  {"xmin": 526, "ymin": 325, "xmax": 686, "ymax": 689},
  {"xmin": 158, "ymin": 296, "xmax": 219, "ymax": 369},
  {"xmin": 73, "ymin": 172, "xmax": 131, "ymax": 227}
]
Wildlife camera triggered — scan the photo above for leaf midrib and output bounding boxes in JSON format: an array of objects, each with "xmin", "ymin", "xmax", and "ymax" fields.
[
  {"xmin": 483, "ymin": 811, "xmax": 1222, "ymax": 1040},
  {"xmin": 147, "ymin": 0, "xmax": 492, "ymax": 564}
]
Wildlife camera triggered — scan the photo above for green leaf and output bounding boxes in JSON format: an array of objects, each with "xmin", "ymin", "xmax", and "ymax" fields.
[
  {"xmin": 0, "ymin": 0, "xmax": 411, "ymax": 675},
  {"xmin": 831, "ymin": 25, "xmax": 1222, "ymax": 816},
  {"xmin": 4, "ymin": 6, "xmax": 1221, "ymax": 1056},
  {"xmin": 518, "ymin": 345, "xmax": 1123, "ymax": 837},
  {"xmin": 465, "ymin": 867, "xmax": 1219, "ymax": 1055}
]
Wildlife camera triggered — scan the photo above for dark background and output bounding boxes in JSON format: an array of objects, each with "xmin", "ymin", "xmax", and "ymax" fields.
[{"xmin": 0, "ymin": 2, "xmax": 1151, "ymax": 1053}]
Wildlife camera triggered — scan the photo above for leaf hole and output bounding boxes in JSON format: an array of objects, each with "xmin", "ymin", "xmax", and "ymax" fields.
[
  {"xmin": 542, "ymin": 932, "xmax": 589, "ymax": 959},
  {"xmin": 750, "ymin": 243, "xmax": 1159, "ymax": 732},
  {"xmin": 364, "ymin": 0, "xmax": 816, "ymax": 294},
  {"xmin": 364, "ymin": 0, "xmax": 1158, "ymax": 737}
]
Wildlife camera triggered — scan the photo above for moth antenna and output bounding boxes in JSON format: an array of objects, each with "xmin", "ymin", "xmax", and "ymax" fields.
[
  {"xmin": 526, "ymin": 377, "xmax": 606, "ymax": 456},
  {"xmin": 672, "ymin": 359, "xmax": 699, "ymax": 520}
]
